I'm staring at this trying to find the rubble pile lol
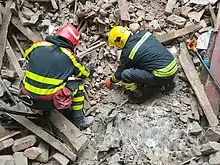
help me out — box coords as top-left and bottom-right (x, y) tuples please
(0, 0), (220, 164)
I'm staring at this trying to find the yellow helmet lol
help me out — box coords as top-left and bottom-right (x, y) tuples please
(108, 26), (131, 48)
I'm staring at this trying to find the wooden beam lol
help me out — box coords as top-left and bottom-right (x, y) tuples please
(157, 24), (203, 44)
(50, 110), (88, 155)
(0, 4), (41, 42)
(78, 42), (106, 58)
(118, 0), (130, 21)
(165, 0), (177, 16)
(11, 17), (41, 42)
(0, 102), (77, 161)
(0, 131), (20, 143)
(208, 4), (217, 28)
(215, 2), (220, 32)
(12, 34), (25, 56)
(179, 42), (218, 127)
(5, 40), (24, 80)
(0, 0), (13, 69)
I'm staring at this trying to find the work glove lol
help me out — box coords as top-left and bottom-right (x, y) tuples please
(105, 79), (112, 88)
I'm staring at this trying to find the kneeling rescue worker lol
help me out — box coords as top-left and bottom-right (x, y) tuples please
(19, 24), (94, 129)
(106, 26), (178, 102)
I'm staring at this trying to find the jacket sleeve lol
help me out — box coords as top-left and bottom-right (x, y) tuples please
(72, 57), (90, 78)
(110, 54), (128, 83)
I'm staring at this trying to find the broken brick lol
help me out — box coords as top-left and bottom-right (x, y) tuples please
(167, 14), (186, 28)
(13, 152), (28, 165)
(24, 147), (42, 160)
(12, 135), (37, 152)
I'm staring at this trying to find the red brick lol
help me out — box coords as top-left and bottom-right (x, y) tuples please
(24, 147), (42, 160)
(12, 135), (37, 152)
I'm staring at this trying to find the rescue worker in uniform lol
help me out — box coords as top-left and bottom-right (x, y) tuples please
(105, 26), (178, 102)
(19, 24), (94, 129)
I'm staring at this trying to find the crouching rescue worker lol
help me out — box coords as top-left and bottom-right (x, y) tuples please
(19, 24), (94, 129)
(105, 26), (178, 102)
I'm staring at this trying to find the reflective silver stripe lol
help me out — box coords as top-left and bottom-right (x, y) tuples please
(128, 32), (151, 60)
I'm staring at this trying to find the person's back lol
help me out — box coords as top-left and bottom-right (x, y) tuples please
(19, 24), (94, 129)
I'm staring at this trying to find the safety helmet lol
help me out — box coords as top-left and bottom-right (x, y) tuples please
(108, 26), (131, 48)
(56, 24), (80, 46)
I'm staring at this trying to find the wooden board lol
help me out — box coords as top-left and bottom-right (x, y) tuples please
(179, 42), (218, 127)
(0, 0), (12, 69)
(165, 0), (177, 16)
(0, 131), (20, 143)
(157, 24), (203, 44)
(0, 4), (41, 43)
(118, 0), (130, 21)
(5, 40), (24, 80)
(50, 110), (88, 155)
(0, 103), (77, 161)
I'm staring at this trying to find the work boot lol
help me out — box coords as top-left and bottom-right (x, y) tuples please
(78, 116), (94, 130)
(127, 88), (145, 104)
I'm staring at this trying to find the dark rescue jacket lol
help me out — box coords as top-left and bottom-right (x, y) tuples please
(111, 30), (177, 82)
(22, 36), (90, 97)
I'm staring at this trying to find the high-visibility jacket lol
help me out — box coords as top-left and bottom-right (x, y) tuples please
(111, 30), (177, 82)
(22, 40), (90, 97)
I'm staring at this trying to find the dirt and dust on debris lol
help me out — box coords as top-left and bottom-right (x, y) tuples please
(0, 0), (220, 164)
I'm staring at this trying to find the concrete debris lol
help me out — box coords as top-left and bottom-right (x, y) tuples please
(0, 0), (219, 164)
(209, 151), (220, 165)
(0, 155), (14, 165)
(149, 20), (161, 31)
(188, 121), (202, 135)
(13, 152), (28, 165)
(12, 135), (37, 152)
(167, 14), (187, 28)
(129, 23), (140, 32)
(24, 147), (42, 160)
(200, 142), (220, 156)
(0, 138), (14, 151)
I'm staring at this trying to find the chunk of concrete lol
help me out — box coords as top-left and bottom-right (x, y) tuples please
(167, 14), (186, 28)
(13, 152), (28, 165)
(201, 142), (220, 156)
(209, 151), (220, 165)
(12, 135), (37, 152)
(0, 138), (14, 151)
(24, 147), (42, 160)
(36, 142), (49, 163)
(188, 121), (202, 135)
(0, 155), (14, 165)
(149, 20), (161, 31)
(129, 23), (140, 32)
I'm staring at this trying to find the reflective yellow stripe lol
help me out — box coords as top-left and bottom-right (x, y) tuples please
(73, 96), (84, 102)
(123, 82), (137, 91)
(72, 104), (84, 111)
(78, 85), (84, 91)
(76, 71), (83, 78)
(129, 32), (151, 60)
(60, 48), (90, 77)
(111, 74), (120, 83)
(23, 78), (66, 95)
(24, 42), (53, 59)
(72, 89), (78, 96)
(153, 59), (178, 77)
(26, 70), (63, 85)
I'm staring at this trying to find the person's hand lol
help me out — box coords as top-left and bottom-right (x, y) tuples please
(105, 79), (112, 88)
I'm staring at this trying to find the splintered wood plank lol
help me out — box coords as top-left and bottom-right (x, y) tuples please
(11, 17), (41, 42)
(0, 0), (13, 68)
(5, 40), (24, 80)
(179, 42), (218, 127)
(50, 110), (88, 155)
(165, 0), (177, 16)
(1, 103), (77, 161)
(0, 4), (41, 42)
(118, 0), (130, 21)
(157, 24), (203, 44)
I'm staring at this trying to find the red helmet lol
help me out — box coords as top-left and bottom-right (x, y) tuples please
(56, 24), (80, 46)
